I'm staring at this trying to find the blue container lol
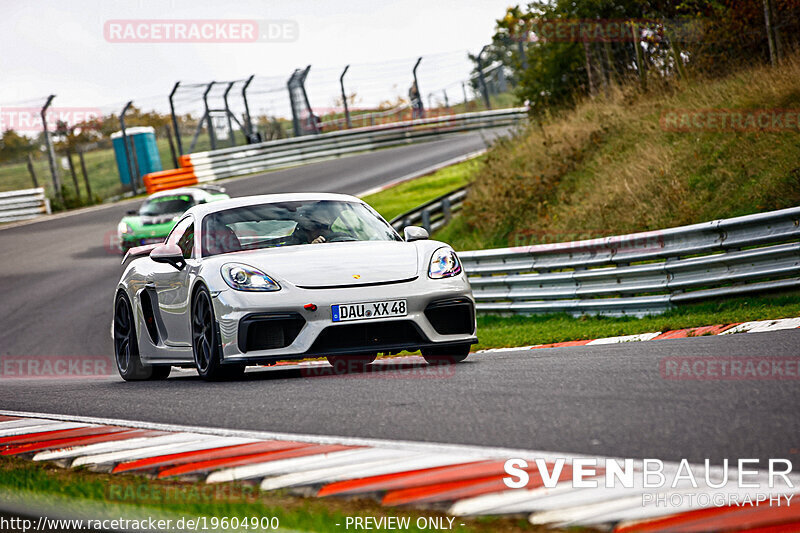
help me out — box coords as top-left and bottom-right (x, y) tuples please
(111, 126), (162, 186)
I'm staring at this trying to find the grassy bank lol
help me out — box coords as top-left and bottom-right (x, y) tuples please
(440, 55), (800, 251)
(362, 157), (482, 222)
(0, 456), (573, 533)
(474, 291), (800, 350)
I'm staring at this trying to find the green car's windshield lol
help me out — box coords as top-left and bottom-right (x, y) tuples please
(139, 195), (194, 216)
(202, 200), (401, 257)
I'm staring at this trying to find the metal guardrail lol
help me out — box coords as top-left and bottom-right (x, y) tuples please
(0, 188), (51, 223)
(454, 206), (800, 317)
(180, 108), (526, 183)
(390, 186), (468, 234)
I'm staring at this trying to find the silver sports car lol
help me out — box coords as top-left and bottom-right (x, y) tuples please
(113, 193), (477, 380)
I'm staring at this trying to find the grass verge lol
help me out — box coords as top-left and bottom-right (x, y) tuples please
(0, 456), (585, 533)
(474, 291), (800, 350)
(361, 157), (482, 222)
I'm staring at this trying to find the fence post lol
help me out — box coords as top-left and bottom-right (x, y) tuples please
(119, 101), (139, 195)
(477, 46), (492, 110)
(40, 95), (62, 201)
(241, 74), (255, 140)
(26, 154), (39, 188)
(78, 148), (93, 203)
(203, 82), (217, 150)
(164, 125), (178, 168)
(412, 57), (424, 119)
(169, 81), (184, 156)
(340, 65), (352, 129)
(631, 23), (646, 90)
(223, 81), (237, 147)
(66, 149), (81, 200)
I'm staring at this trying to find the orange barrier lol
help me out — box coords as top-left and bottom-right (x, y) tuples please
(142, 167), (197, 194)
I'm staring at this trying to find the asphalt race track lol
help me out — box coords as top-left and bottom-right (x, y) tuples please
(0, 129), (798, 470)
(0, 330), (798, 468)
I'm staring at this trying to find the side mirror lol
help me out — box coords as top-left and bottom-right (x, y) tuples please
(126, 209), (138, 215)
(404, 226), (429, 242)
(150, 243), (185, 270)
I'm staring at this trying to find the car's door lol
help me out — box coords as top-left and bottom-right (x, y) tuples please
(151, 216), (195, 347)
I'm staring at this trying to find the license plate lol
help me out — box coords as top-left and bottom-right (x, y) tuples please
(141, 238), (163, 245)
(331, 300), (407, 322)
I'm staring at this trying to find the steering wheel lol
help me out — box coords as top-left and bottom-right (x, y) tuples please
(325, 231), (358, 242)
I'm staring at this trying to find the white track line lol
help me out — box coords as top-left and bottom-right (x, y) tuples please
(0, 421), (88, 438)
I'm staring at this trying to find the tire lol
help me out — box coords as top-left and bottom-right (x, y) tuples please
(150, 365), (172, 380)
(191, 285), (245, 381)
(114, 292), (153, 381)
(326, 354), (377, 373)
(421, 344), (470, 365)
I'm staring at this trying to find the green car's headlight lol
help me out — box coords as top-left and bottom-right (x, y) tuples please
(117, 221), (133, 236)
(221, 263), (281, 292)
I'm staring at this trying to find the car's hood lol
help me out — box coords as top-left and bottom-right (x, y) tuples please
(220, 241), (419, 288)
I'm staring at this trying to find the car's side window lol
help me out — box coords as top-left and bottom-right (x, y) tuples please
(166, 217), (193, 250)
(177, 224), (195, 259)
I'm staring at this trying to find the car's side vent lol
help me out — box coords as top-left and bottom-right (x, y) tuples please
(238, 313), (306, 353)
(139, 288), (161, 344)
(424, 298), (476, 335)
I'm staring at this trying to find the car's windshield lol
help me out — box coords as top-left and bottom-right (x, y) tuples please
(201, 200), (401, 256)
(139, 195), (194, 216)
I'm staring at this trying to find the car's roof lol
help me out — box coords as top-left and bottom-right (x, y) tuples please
(183, 192), (365, 219)
(146, 187), (225, 201)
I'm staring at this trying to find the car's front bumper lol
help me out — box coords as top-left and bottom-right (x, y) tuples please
(211, 274), (476, 364)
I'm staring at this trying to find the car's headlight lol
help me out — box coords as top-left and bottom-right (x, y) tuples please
(117, 221), (132, 236)
(428, 247), (462, 279)
(221, 263), (281, 292)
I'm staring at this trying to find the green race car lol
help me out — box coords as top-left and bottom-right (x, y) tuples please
(117, 186), (229, 253)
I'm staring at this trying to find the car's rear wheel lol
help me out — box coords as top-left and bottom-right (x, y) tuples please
(191, 286), (245, 381)
(421, 344), (470, 365)
(327, 354), (377, 373)
(114, 292), (171, 381)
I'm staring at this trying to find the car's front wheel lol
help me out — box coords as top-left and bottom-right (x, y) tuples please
(114, 292), (171, 381)
(421, 344), (470, 365)
(191, 286), (245, 381)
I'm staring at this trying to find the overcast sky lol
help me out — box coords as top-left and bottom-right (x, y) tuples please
(1, 0), (512, 114)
